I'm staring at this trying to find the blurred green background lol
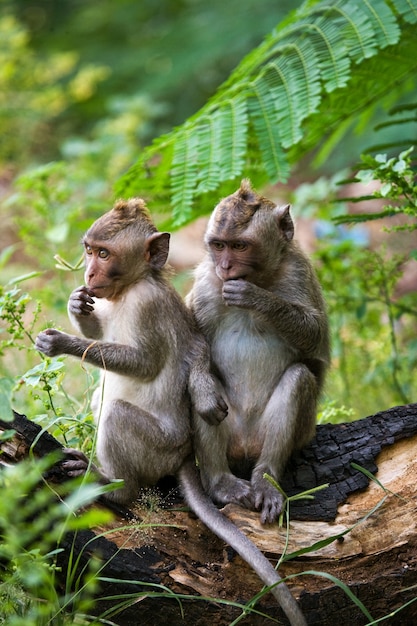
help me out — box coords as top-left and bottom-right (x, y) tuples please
(0, 0), (416, 436)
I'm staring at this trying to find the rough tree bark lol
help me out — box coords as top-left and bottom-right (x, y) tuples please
(1, 404), (417, 625)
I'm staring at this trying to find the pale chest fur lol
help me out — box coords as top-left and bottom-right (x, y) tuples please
(92, 288), (142, 344)
(211, 307), (296, 415)
(91, 283), (187, 421)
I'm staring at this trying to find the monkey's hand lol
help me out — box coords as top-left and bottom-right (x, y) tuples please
(222, 279), (260, 308)
(61, 448), (105, 482)
(195, 392), (228, 425)
(68, 285), (95, 317)
(35, 328), (74, 357)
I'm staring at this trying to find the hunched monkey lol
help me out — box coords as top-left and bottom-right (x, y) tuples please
(187, 180), (330, 525)
(35, 198), (307, 626)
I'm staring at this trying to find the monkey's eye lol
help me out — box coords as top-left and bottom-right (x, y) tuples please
(99, 249), (109, 259)
(85, 244), (93, 255)
(211, 241), (225, 251)
(232, 242), (248, 251)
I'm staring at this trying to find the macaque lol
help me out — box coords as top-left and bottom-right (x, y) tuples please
(187, 180), (330, 525)
(35, 198), (307, 626)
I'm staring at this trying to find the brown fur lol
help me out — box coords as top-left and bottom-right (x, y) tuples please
(35, 197), (307, 626)
(86, 198), (157, 241)
(188, 180), (330, 525)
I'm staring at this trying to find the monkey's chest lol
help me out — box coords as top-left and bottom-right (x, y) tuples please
(94, 297), (139, 344)
(211, 313), (294, 406)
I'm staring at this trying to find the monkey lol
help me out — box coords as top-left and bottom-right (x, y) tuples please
(35, 198), (307, 626)
(186, 179), (330, 526)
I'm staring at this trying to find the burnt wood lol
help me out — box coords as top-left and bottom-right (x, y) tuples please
(1, 404), (417, 625)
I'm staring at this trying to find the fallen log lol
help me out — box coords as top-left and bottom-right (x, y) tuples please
(1, 404), (417, 625)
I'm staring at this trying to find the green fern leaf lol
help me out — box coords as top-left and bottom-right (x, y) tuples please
(258, 44), (321, 148)
(359, 0), (401, 47)
(249, 82), (290, 181)
(115, 0), (417, 224)
(171, 129), (199, 224)
(297, 24), (417, 168)
(390, 0), (417, 23)
(216, 98), (249, 181)
(293, 7), (352, 91)
(195, 114), (222, 194)
(332, 2), (378, 61)
(256, 62), (303, 149)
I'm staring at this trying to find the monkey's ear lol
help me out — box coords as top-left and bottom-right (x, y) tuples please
(273, 205), (294, 241)
(145, 232), (170, 268)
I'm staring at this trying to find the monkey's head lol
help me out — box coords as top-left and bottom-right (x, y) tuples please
(83, 198), (170, 300)
(204, 180), (294, 286)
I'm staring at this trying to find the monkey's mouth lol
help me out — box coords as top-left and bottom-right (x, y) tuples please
(223, 275), (246, 282)
(87, 285), (109, 297)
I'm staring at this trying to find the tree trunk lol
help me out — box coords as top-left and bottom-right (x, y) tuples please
(1, 404), (417, 625)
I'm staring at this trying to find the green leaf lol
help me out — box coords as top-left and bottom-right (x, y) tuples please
(249, 83), (290, 181)
(114, 0), (417, 225)
(359, 0), (400, 47)
(380, 182), (393, 196)
(390, 0), (417, 23)
(0, 377), (14, 422)
(171, 129), (199, 225)
(22, 360), (65, 387)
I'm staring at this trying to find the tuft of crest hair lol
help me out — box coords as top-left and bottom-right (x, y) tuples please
(87, 197), (157, 241)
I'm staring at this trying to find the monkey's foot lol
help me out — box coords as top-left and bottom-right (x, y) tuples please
(210, 473), (254, 509)
(252, 475), (284, 525)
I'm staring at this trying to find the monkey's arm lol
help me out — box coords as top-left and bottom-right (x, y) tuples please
(222, 279), (324, 355)
(35, 328), (165, 380)
(68, 286), (103, 339)
(187, 331), (228, 425)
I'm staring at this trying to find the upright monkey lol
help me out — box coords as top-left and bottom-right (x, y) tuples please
(35, 198), (307, 626)
(187, 180), (330, 525)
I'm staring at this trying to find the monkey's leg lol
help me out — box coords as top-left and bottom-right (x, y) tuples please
(97, 400), (192, 504)
(193, 409), (254, 509)
(251, 363), (317, 524)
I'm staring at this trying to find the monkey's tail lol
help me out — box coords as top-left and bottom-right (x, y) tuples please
(178, 459), (307, 626)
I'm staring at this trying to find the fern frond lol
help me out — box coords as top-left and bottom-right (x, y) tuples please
(390, 0), (417, 23)
(333, 209), (399, 224)
(362, 0), (401, 46)
(260, 45), (321, 148)
(249, 81), (290, 181)
(194, 99), (249, 194)
(217, 98), (249, 181)
(171, 129), (199, 224)
(115, 0), (417, 225)
(292, 22), (417, 167)
(332, 2), (378, 61)
(294, 7), (352, 91)
(194, 115), (222, 194)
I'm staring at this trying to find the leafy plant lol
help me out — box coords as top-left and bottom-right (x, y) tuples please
(335, 145), (417, 231)
(115, 0), (417, 225)
(316, 242), (417, 412)
(0, 455), (112, 626)
(0, 282), (96, 449)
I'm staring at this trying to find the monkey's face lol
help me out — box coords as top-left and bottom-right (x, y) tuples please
(83, 241), (124, 299)
(82, 229), (170, 301)
(82, 235), (145, 300)
(205, 191), (294, 288)
(207, 238), (262, 283)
